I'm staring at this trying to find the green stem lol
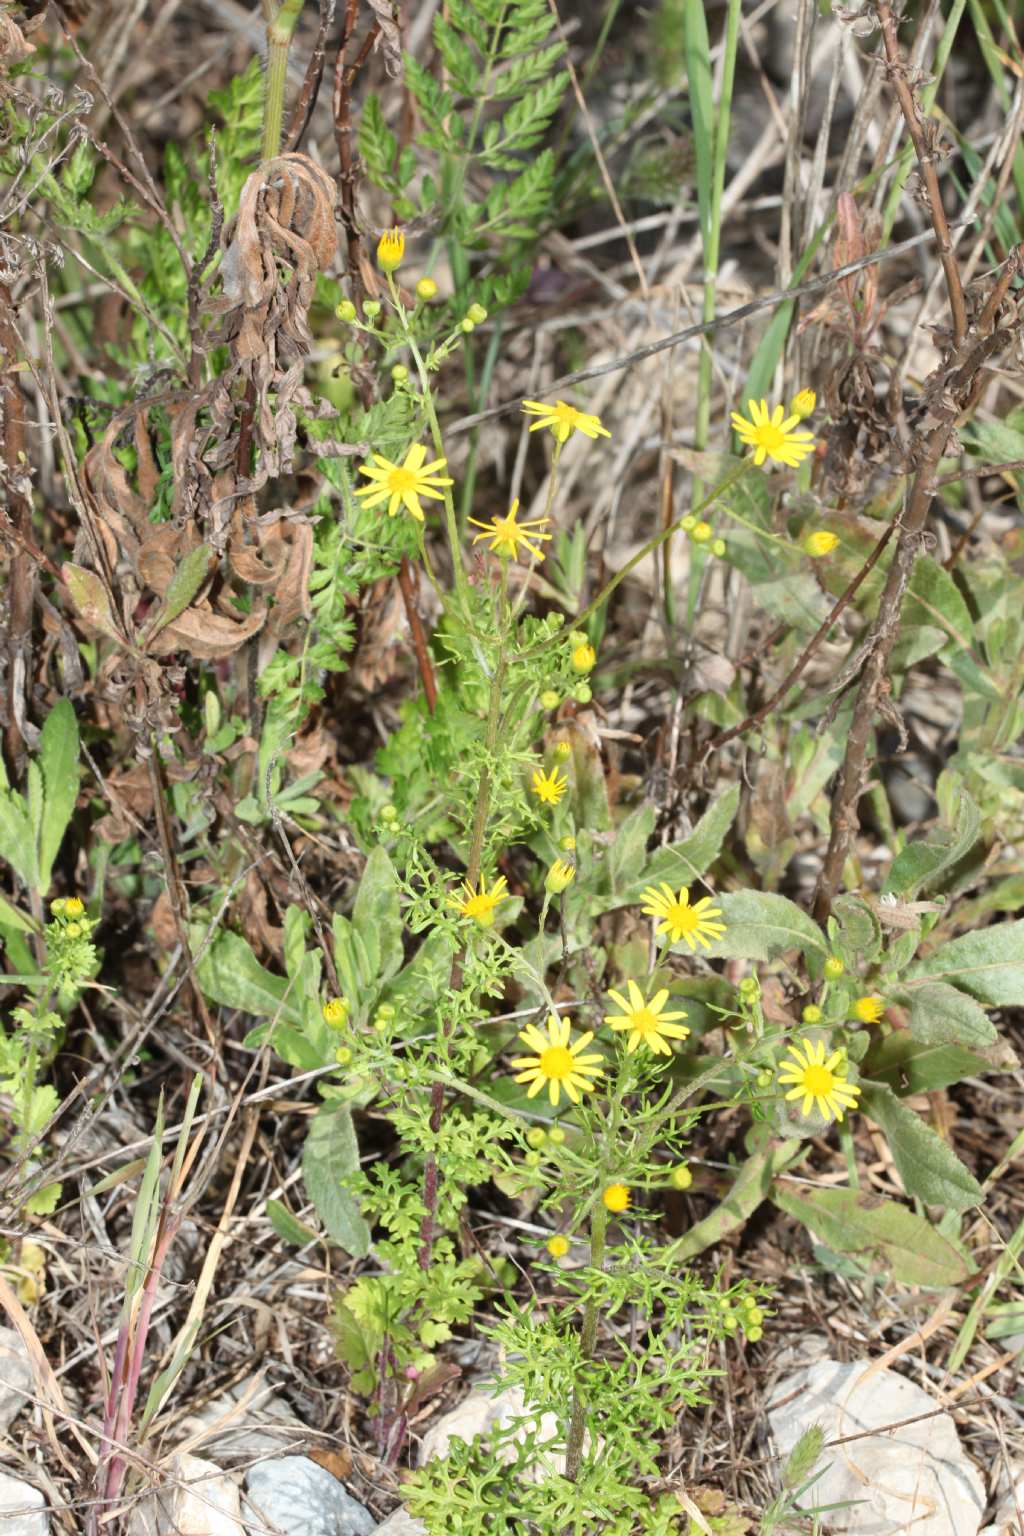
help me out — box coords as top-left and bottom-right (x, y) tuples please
(466, 655), (507, 887)
(564, 1196), (608, 1480)
(263, 0), (305, 161)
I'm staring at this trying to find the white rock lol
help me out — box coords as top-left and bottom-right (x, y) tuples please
(243, 1457), (375, 1536)
(0, 1471), (48, 1536)
(0, 1327), (34, 1432)
(417, 1384), (580, 1480)
(373, 1511), (426, 1535)
(126, 1453), (244, 1535)
(176, 1373), (307, 1461)
(768, 1357), (985, 1535)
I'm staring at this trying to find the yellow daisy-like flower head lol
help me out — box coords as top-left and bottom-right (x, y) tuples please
(522, 398), (611, 445)
(640, 883), (726, 951)
(531, 766), (569, 806)
(355, 443), (453, 522)
(604, 979), (690, 1057)
(63, 896), (85, 918)
(546, 1233), (570, 1259)
(509, 1013), (604, 1107)
(777, 1037), (862, 1123)
(468, 499), (552, 562)
(804, 530), (839, 558)
(322, 997), (348, 1027)
(602, 1183), (630, 1213)
(451, 874), (508, 928)
(376, 227), (405, 272)
(730, 398), (816, 469)
(790, 388), (817, 419)
(852, 995), (884, 1025)
(545, 858), (576, 894)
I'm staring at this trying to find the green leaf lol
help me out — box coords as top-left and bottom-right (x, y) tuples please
(266, 1198), (319, 1247)
(705, 890), (826, 961)
(196, 931), (305, 1026)
(903, 556), (975, 651)
(23, 1181), (62, 1216)
(0, 895), (34, 933)
(606, 804), (655, 896)
(383, 927), (458, 1014)
(302, 1103), (371, 1257)
(632, 785), (739, 896)
(901, 981), (996, 1048)
(905, 919), (1024, 1005)
(352, 846), (404, 984)
(63, 563), (125, 643)
(883, 789), (980, 898)
(772, 1185), (970, 1287)
(863, 1033), (993, 1095)
(860, 1083), (982, 1210)
(831, 895), (882, 966)
(37, 698), (80, 894)
(683, 0), (714, 246)
(0, 791), (37, 891)
(142, 545), (213, 641)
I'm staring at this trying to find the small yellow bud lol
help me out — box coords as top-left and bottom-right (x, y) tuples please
(461, 318), (475, 333)
(554, 741), (572, 759)
(363, 300), (381, 319)
(380, 804), (398, 822)
(467, 303), (488, 324)
(746, 1325), (764, 1343)
(804, 530), (839, 558)
(64, 921), (82, 938)
(680, 515), (697, 533)
(545, 858), (576, 894)
(323, 998), (348, 1027)
(571, 643), (596, 674)
(64, 896), (85, 917)
(334, 1046), (352, 1065)
(416, 276), (438, 301)
(336, 300), (357, 323)
(559, 835), (576, 852)
(823, 956), (844, 980)
(801, 1004), (822, 1025)
(546, 1233), (570, 1259)
(712, 538), (727, 558)
(50, 898), (66, 916)
(670, 1163), (693, 1190)
(391, 364), (408, 383)
(524, 1150), (541, 1167)
(540, 690), (560, 711)
(853, 995), (884, 1024)
(548, 1126), (566, 1145)
(377, 228), (405, 272)
(602, 1183), (630, 1213)
(526, 1126), (547, 1149)
(790, 388), (817, 419)
(690, 521), (713, 544)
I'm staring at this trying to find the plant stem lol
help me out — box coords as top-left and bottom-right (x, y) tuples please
(565, 1196), (608, 1480)
(263, 0), (305, 162)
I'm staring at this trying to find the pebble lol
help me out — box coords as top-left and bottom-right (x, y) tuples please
(0, 1327), (34, 1434)
(0, 1471), (48, 1536)
(372, 1511), (426, 1535)
(126, 1452), (244, 1535)
(244, 1456), (375, 1536)
(768, 1357), (985, 1535)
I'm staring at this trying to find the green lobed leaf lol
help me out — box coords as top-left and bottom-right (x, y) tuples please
(196, 931), (305, 1026)
(302, 1103), (371, 1257)
(901, 981), (996, 1048)
(860, 1083), (982, 1210)
(705, 890), (826, 961)
(905, 918), (1024, 1005)
(772, 1185), (970, 1287)
(37, 698), (80, 894)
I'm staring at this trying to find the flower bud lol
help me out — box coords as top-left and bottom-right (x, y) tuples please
(571, 643), (596, 674)
(823, 956), (844, 980)
(524, 1150), (541, 1168)
(680, 515), (697, 533)
(467, 303), (488, 324)
(554, 740), (572, 759)
(526, 1127), (547, 1149)
(416, 276), (438, 301)
(334, 1046), (352, 1065)
(391, 364), (408, 383)
(323, 997), (349, 1028)
(573, 683), (592, 704)
(545, 858), (576, 894)
(602, 1183), (630, 1213)
(546, 1233), (570, 1258)
(712, 538), (727, 558)
(376, 228), (405, 272)
(801, 1004), (822, 1025)
(336, 300), (357, 323)
(540, 690), (560, 710)
(690, 521), (713, 544)
(559, 835), (576, 852)
(790, 388), (816, 419)
(461, 318), (475, 333)
(548, 1126), (566, 1145)
(804, 530), (839, 558)
(670, 1163), (693, 1190)
(363, 300), (381, 319)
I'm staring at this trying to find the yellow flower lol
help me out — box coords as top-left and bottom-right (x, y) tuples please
(63, 896), (84, 918)
(377, 227), (405, 272)
(510, 1013), (604, 1106)
(640, 883), (726, 951)
(777, 1037), (862, 1123)
(416, 276), (438, 300)
(545, 858), (576, 894)
(790, 388), (817, 419)
(468, 499), (552, 561)
(804, 530), (839, 558)
(522, 398), (611, 445)
(669, 1163), (693, 1190)
(322, 998), (348, 1027)
(852, 995), (884, 1025)
(546, 1234), (570, 1259)
(604, 979), (690, 1056)
(602, 1183), (630, 1213)
(730, 398), (815, 469)
(451, 875), (508, 927)
(571, 642), (596, 674)
(356, 443), (453, 522)
(531, 766), (568, 806)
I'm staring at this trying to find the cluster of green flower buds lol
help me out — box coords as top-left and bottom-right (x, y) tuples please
(46, 896), (98, 992)
(721, 1292), (765, 1343)
(680, 516), (727, 558)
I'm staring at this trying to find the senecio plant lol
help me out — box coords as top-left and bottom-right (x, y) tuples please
(199, 231), (1005, 1534)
